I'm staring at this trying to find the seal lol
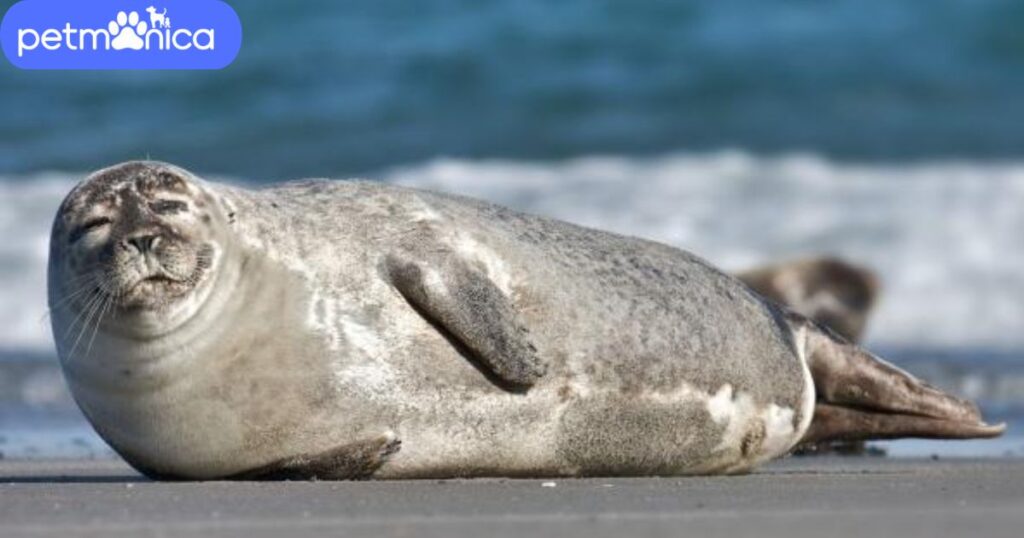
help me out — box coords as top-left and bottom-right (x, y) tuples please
(49, 161), (1004, 480)
(736, 257), (880, 343)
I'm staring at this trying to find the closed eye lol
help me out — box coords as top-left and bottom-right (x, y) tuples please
(150, 199), (188, 215)
(69, 217), (112, 244)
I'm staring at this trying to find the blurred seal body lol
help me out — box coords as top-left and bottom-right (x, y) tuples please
(737, 257), (880, 343)
(48, 162), (1003, 480)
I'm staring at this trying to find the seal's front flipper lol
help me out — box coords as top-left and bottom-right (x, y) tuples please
(230, 433), (402, 480)
(384, 254), (546, 389)
(791, 314), (1005, 444)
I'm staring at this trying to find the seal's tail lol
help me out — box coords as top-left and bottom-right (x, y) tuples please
(790, 315), (1006, 444)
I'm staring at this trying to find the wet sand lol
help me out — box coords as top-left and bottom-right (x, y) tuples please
(1, 457), (1022, 538)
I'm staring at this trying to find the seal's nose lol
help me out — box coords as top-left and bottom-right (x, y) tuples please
(126, 234), (159, 254)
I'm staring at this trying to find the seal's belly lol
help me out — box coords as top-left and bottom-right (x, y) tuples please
(555, 378), (813, 475)
(378, 357), (815, 478)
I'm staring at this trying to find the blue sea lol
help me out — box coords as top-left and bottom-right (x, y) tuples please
(1, 0), (1023, 459)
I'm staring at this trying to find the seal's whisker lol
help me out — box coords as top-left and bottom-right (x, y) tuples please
(56, 267), (113, 292)
(54, 267), (107, 293)
(66, 289), (107, 363)
(46, 269), (105, 301)
(84, 293), (114, 360)
(54, 268), (105, 291)
(41, 278), (101, 322)
(60, 288), (104, 344)
(63, 266), (108, 282)
(48, 280), (98, 308)
(58, 288), (101, 339)
(108, 286), (124, 321)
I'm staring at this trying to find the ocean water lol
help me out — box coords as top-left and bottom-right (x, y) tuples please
(2, 0), (1024, 177)
(1, 0), (1023, 459)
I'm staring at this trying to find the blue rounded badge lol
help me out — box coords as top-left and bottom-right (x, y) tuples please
(1, 0), (242, 69)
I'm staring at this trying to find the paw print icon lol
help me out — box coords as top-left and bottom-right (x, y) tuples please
(109, 11), (148, 51)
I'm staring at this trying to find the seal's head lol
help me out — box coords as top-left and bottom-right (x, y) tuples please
(49, 161), (232, 338)
(736, 257), (880, 342)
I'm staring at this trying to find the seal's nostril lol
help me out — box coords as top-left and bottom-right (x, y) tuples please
(126, 234), (159, 253)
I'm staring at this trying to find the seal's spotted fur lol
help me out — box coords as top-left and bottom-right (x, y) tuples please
(49, 161), (1003, 480)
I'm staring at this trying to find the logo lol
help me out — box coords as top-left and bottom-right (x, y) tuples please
(2, 0), (242, 69)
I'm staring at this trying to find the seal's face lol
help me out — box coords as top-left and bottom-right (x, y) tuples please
(50, 162), (227, 329)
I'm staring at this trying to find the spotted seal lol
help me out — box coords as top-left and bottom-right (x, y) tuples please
(737, 257), (880, 343)
(48, 161), (1003, 479)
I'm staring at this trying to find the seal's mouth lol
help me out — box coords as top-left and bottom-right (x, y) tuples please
(112, 243), (215, 310)
(124, 272), (202, 308)
(116, 272), (195, 309)
(129, 273), (186, 293)
(138, 274), (177, 286)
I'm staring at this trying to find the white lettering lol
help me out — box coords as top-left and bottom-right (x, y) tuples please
(40, 29), (61, 50)
(16, 18), (214, 54)
(78, 29), (110, 51)
(17, 28), (39, 57)
(172, 29), (191, 50)
(145, 29), (165, 50)
(193, 29), (214, 50)
(62, 23), (77, 51)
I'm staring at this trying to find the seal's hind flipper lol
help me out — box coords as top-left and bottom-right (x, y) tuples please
(384, 254), (546, 389)
(802, 403), (1005, 444)
(230, 433), (402, 481)
(790, 314), (1005, 443)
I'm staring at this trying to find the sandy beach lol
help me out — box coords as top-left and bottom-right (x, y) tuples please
(1, 457), (1021, 538)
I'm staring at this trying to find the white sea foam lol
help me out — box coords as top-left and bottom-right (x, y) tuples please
(0, 175), (80, 352)
(3, 151), (1024, 354)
